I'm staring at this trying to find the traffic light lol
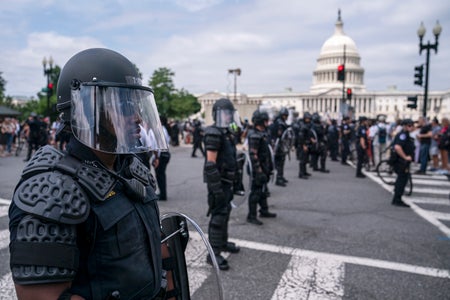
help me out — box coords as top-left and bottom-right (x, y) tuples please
(414, 65), (423, 86)
(346, 88), (352, 100)
(47, 82), (54, 96)
(337, 64), (345, 81)
(407, 96), (418, 109)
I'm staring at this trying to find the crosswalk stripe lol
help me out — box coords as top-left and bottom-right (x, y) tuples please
(230, 237), (450, 279)
(0, 273), (16, 300)
(272, 256), (344, 300)
(0, 230), (9, 250)
(408, 197), (450, 205)
(0, 206), (9, 218)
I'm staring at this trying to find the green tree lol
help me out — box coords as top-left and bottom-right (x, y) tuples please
(148, 67), (200, 119)
(0, 72), (7, 104)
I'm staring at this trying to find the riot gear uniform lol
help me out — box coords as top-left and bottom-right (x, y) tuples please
(356, 116), (369, 178)
(9, 48), (169, 300)
(340, 116), (352, 164)
(310, 113), (329, 173)
(295, 112), (313, 179)
(247, 110), (276, 225)
(272, 107), (290, 186)
(204, 98), (240, 270)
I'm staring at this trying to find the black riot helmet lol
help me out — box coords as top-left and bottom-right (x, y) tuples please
(303, 112), (312, 122)
(56, 48), (168, 154)
(279, 107), (289, 118)
(312, 112), (321, 123)
(212, 98), (240, 128)
(252, 110), (269, 127)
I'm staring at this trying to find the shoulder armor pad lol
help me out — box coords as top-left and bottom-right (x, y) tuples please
(204, 126), (223, 151)
(22, 145), (116, 201)
(22, 145), (66, 177)
(13, 171), (90, 224)
(204, 126), (222, 136)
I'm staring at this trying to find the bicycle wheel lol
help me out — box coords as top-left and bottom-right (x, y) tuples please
(404, 173), (413, 196)
(376, 160), (395, 185)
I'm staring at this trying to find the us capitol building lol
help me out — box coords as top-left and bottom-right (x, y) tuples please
(198, 11), (450, 125)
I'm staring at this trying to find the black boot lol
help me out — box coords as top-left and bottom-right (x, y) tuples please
(259, 211), (277, 218)
(222, 242), (240, 253)
(275, 178), (286, 186)
(247, 217), (263, 225)
(206, 253), (230, 270)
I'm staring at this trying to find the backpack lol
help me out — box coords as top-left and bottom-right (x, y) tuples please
(378, 125), (387, 144)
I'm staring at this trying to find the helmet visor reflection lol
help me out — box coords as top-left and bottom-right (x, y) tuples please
(215, 108), (241, 129)
(71, 83), (168, 154)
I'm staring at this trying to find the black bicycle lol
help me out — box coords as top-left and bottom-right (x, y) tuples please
(376, 159), (413, 196)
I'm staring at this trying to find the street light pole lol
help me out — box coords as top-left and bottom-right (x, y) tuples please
(228, 68), (241, 102)
(417, 21), (442, 118)
(42, 56), (54, 117)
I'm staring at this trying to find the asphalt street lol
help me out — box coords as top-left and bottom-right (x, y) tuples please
(0, 144), (449, 300)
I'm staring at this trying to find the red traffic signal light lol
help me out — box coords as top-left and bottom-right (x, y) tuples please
(337, 64), (345, 81)
(47, 82), (54, 96)
(346, 88), (352, 100)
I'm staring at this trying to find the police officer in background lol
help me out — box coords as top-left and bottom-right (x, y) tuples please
(391, 119), (415, 207)
(203, 98), (240, 270)
(295, 112), (314, 179)
(9, 48), (175, 299)
(247, 110), (276, 225)
(340, 116), (352, 165)
(272, 107), (290, 186)
(356, 116), (369, 178)
(310, 113), (329, 173)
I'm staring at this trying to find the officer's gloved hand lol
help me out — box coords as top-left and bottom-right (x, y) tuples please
(254, 172), (268, 186)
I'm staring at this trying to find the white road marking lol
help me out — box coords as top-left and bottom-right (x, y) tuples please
(272, 256), (344, 300)
(229, 237), (450, 279)
(0, 206), (9, 218)
(0, 273), (16, 300)
(0, 230), (9, 249)
(0, 199), (11, 206)
(364, 170), (450, 238)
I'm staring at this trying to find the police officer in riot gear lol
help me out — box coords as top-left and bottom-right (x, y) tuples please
(310, 113), (330, 173)
(203, 98), (240, 270)
(296, 112), (314, 179)
(9, 48), (173, 300)
(391, 119), (415, 207)
(356, 116), (369, 178)
(272, 107), (290, 186)
(340, 116), (352, 165)
(247, 110), (276, 225)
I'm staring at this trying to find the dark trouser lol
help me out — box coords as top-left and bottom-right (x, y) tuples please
(275, 153), (286, 179)
(342, 139), (350, 163)
(311, 147), (327, 170)
(192, 141), (205, 157)
(329, 141), (338, 160)
(208, 183), (233, 254)
(393, 164), (410, 202)
(297, 148), (308, 176)
(155, 152), (171, 199)
(26, 138), (40, 160)
(248, 181), (269, 218)
(356, 145), (366, 175)
(419, 143), (430, 172)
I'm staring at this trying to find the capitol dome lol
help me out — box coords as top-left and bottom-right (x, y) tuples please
(310, 10), (365, 93)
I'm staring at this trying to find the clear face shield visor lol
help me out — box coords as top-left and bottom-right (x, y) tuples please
(71, 81), (168, 154)
(215, 108), (241, 129)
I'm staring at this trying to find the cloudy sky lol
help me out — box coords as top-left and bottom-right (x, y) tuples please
(1, 0), (449, 98)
